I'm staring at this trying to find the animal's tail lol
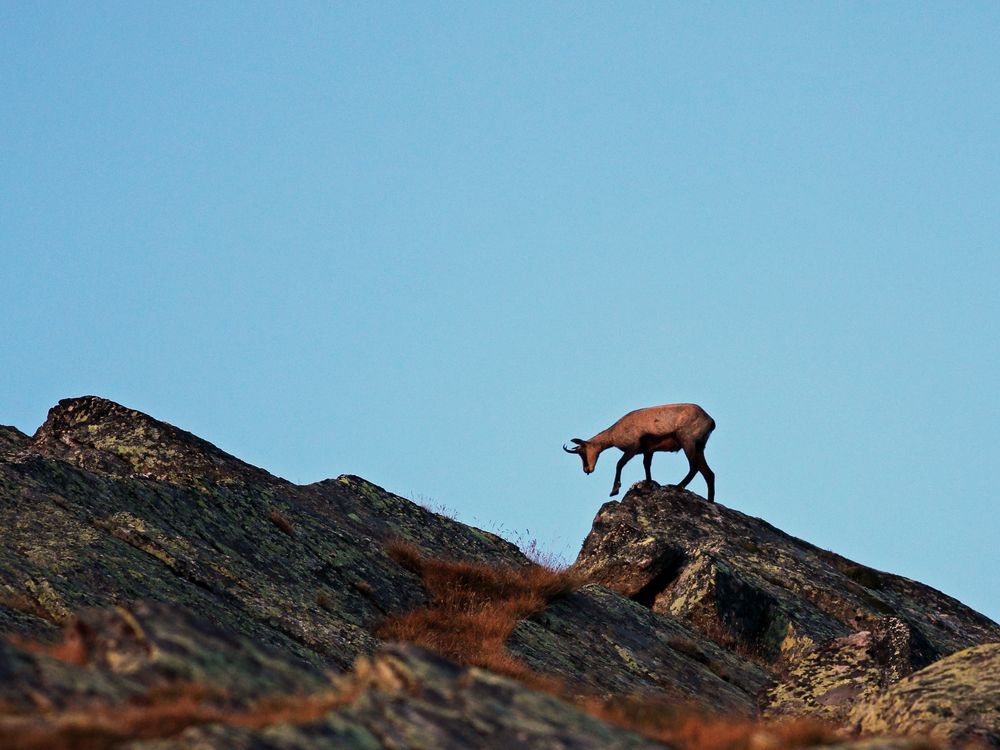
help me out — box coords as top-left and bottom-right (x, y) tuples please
(697, 417), (716, 452)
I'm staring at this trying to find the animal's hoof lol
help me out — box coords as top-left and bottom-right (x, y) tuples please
(609, 487), (620, 497)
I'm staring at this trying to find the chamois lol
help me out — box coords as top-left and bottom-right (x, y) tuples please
(563, 403), (716, 501)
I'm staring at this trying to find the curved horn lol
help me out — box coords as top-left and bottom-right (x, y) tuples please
(563, 443), (579, 454)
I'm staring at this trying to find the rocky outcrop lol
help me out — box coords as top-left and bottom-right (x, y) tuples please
(574, 482), (1000, 731)
(575, 483), (998, 665)
(2, 397), (998, 748)
(0, 601), (329, 712)
(0, 425), (29, 458)
(1, 396), (524, 671)
(850, 642), (1000, 748)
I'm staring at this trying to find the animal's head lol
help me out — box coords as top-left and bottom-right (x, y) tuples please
(563, 438), (599, 474)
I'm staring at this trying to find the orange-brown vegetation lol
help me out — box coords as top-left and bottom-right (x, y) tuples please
(8, 621), (88, 666)
(690, 614), (768, 667)
(585, 695), (841, 750)
(379, 541), (850, 750)
(378, 539), (583, 692)
(0, 681), (356, 750)
(0, 593), (62, 625)
(267, 508), (295, 536)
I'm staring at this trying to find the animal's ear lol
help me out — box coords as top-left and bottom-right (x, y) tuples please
(571, 438), (586, 446)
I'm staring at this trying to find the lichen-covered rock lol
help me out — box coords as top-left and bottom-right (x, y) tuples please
(122, 643), (664, 750)
(0, 601), (330, 712)
(576, 483), (1000, 669)
(3, 396), (998, 748)
(508, 584), (768, 716)
(12, 607), (657, 750)
(1, 396), (525, 670)
(850, 642), (1000, 748)
(29, 396), (284, 487)
(761, 617), (933, 723)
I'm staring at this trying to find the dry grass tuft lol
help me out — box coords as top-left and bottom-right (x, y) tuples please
(267, 508), (295, 536)
(585, 695), (841, 750)
(381, 540), (851, 750)
(380, 539), (583, 691)
(0, 682), (356, 750)
(692, 615), (769, 666)
(0, 593), (61, 625)
(8, 621), (89, 666)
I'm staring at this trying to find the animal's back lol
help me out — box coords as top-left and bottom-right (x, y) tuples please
(610, 403), (713, 444)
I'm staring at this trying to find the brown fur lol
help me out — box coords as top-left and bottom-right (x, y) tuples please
(564, 403), (716, 501)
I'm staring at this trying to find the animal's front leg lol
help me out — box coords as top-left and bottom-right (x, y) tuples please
(610, 451), (636, 496)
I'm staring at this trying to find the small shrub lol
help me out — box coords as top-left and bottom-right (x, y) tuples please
(410, 493), (459, 521)
(379, 539), (583, 690)
(352, 580), (373, 596)
(0, 681), (356, 750)
(584, 696), (842, 750)
(267, 509), (295, 537)
(692, 616), (768, 666)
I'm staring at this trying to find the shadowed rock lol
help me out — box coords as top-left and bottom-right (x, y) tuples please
(508, 584), (768, 716)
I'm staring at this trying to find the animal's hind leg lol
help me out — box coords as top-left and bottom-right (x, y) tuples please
(643, 452), (653, 482)
(699, 455), (716, 503)
(611, 450), (636, 497)
(675, 447), (699, 490)
(676, 463), (698, 489)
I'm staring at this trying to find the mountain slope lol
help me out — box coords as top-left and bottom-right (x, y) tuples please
(1, 396), (997, 748)
(1, 396), (524, 670)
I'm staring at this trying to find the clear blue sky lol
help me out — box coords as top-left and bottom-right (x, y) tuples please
(3, 3), (998, 622)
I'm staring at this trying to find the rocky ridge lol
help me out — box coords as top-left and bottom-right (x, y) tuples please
(1, 396), (997, 748)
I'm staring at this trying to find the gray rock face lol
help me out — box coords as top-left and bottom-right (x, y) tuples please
(0, 601), (330, 712)
(0, 605), (660, 750)
(129, 643), (664, 750)
(508, 584), (768, 715)
(575, 483), (999, 667)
